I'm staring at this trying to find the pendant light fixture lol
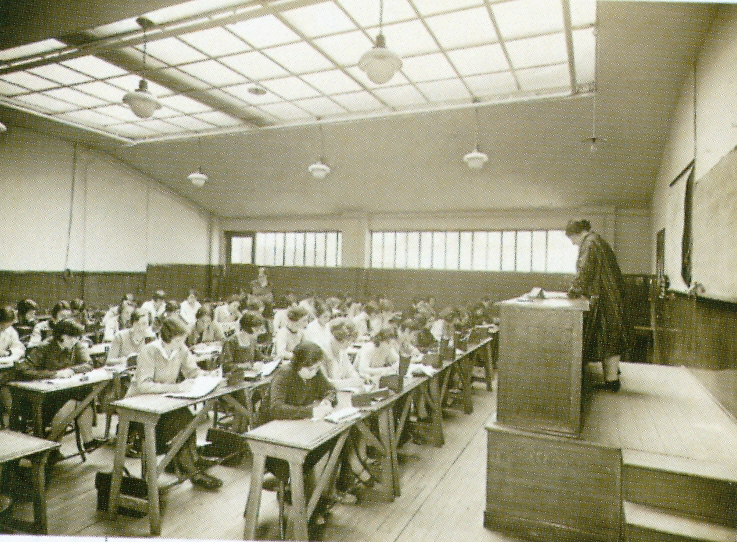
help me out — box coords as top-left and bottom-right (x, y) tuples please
(123, 17), (162, 119)
(463, 99), (488, 169)
(358, 0), (402, 85)
(308, 119), (331, 179)
(582, 27), (603, 152)
(188, 138), (208, 187)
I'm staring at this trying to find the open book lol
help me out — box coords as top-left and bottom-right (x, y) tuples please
(324, 407), (362, 424)
(166, 374), (222, 399)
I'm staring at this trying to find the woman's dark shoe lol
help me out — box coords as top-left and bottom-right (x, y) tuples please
(191, 472), (223, 490)
(595, 379), (621, 392)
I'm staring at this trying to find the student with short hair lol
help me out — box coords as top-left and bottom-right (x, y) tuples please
(179, 289), (201, 326)
(0, 306), (24, 423)
(356, 327), (399, 381)
(126, 317), (222, 490)
(15, 299), (38, 343)
(185, 305), (225, 347)
(304, 302), (332, 350)
(106, 309), (154, 366)
(28, 301), (73, 347)
(214, 294), (242, 335)
(320, 318), (363, 389)
(103, 300), (136, 342)
(274, 305), (309, 360)
(140, 290), (167, 324)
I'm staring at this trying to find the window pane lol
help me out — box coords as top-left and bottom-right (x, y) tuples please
(383, 232), (396, 269)
(230, 237), (242, 263)
(407, 232), (420, 269)
(487, 231), (501, 271)
(459, 231), (473, 270)
(263, 233), (277, 266)
(547, 230), (577, 273)
(304, 232), (316, 266)
(242, 236), (253, 264)
(446, 231), (460, 270)
(395, 232), (408, 269)
(284, 233), (296, 266)
(501, 231), (516, 271)
(432, 232), (446, 270)
(254, 233), (266, 265)
(315, 232), (326, 266)
(294, 232), (305, 265)
(274, 232), (285, 266)
(472, 231), (487, 270)
(531, 230), (547, 272)
(516, 230), (532, 272)
(337, 233), (342, 266)
(420, 232), (433, 269)
(372, 232), (383, 268)
(326, 232), (338, 266)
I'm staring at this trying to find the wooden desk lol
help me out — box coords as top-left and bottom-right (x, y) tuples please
(0, 430), (59, 534)
(497, 295), (589, 437)
(8, 369), (113, 442)
(108, 381), (257, 536)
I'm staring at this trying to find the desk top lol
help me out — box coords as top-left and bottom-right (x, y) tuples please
(88, 342), (111, 357)
(499, 295), (589, 312)
(9, 367), (114, 393)
(245, 418), (350, 451)
(0, 430), (59, 463)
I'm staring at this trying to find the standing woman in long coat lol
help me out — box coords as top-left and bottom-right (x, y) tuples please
(566, 219), (628, 391)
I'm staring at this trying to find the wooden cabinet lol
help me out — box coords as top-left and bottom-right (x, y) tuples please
(496, 295), (589, 437)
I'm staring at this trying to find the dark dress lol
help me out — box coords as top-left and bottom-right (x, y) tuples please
(569, 231), (629, 362)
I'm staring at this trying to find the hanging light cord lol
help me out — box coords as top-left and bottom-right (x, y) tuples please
(474, 106), (481, 148)
(319, 121), (326, 161)
(379, 0), (385, 32)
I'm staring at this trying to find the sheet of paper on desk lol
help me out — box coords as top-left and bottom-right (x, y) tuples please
(410, 364), (438, 377)
(84, 367), (112, 382)
(192, 343), (222, 356)
(261, 360), (280, 377)
(166, 375), (222, 399)
(323, 407), (361, 424)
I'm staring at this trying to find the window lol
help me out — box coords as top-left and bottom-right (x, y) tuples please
(370, 230), (577, 273)
(227, 231), (342, 267)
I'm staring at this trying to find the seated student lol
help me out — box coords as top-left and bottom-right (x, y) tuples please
(71, 298), (92, 329)
(298, 294), (318, 321)
(102, 294), (136, 327)
(126, 317), (222, 490)
(347, 301), (369, 338)
(106, 309), (154, 366)
(103, 300), (136, 342)
(304, 302), (332, 350)
(179, 289), (201, 326)
(214, 295), (241, 335)
(272, 292), (298, 332)
(16, 319), (101, 451)
(414, 314), (438, 352)
(185, 305), (225, 348)
(320, 318), (364, 389)
(274, 306), (309, 360)
(140, 290), (167, 325)
(28, 301), (73, 348)
(364, 301), (382, 336)
(324, 296), (343, 317)
(356, 327), (400, 383)
(397, 319), (423, 359)
(15, 299), (38, 343)
(0, 306), (25, 423)
(431, 307), (456, 343)
(153, 300), (180, 334)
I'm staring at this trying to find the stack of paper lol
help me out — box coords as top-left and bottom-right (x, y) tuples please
(324, 407), (362, 424)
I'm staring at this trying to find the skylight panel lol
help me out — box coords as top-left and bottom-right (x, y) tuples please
(135, 119), (186, 133)
(372, 84), (427, 107)
(159, 94), (213, 114)
(380, 20), (438, 57)
(140, 37), (207, 65)
(330, 91), (385, 112)
(492, 0), (565, 40)
(193, 111), (243, 126)
(572, 28), (595, 85)
(400, 53), (457, 83)
(144, 0), (244, 25)
(223, 83), (279, 104)
(44, 87), (107, 108)
(0, 39), (66, 62)
(292, 96), (347, 116)
(28, 64), (91, 85)
(301, 70), (363, 95)
(84, 18), (139, 39)
(416, 78), (470, 102)
(179, 27), (251, 57)
(282, 3), (357, 38)
(262, 76), (321, 100)
(412, 0), (484, 17)
(263, 42), (335, 75)
(108, 123), (158, 138)
(258, 101), (312, 120)
(227, 15), (301, 48)
(220, 51), (289, 80)
(313, 31), (374, 67)
(425, 7), (497, 50)
(516, 64), (570, 91)
(178, 60), (247, 86)
(13, 93), (78, 113)
(0, 80), (28, 96)
(93, 104), (142, 122)
(61, 56), (128, 79)
(505, 33), (568, 69)
(0, 72), (59, 91)
(569, 0), (596, 28)
(73, 81), (127, 102)
(447, 44), (509, 76)
(58, 109), (119, 126)
(338, 0), (416, 28)
(463, 72), (517, 96)
(164, 116), (215, 130)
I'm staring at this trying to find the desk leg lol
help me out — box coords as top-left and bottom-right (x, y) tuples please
(108, 415), (129, 520)
(426, 380), (445, 447)
(378, 409), (400, 498)
(30, 451), (50, 534)
(461, 356), (473, 414)
(143, 422), (161, 536)
(483, 342), (493, 391)
(243, 452), (266, 539)
(32, 396), (44, 438)
(289, 460), (309, 541)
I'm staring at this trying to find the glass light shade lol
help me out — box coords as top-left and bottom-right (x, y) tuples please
(308, 160), (331, 179)
(123, 79), (161, 118)
(463, 147), (488, 169)
(188, 168), (208, 187)
(358, 34), (402, 85)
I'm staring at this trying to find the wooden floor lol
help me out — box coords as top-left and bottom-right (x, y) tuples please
(3, 378), (519, 541)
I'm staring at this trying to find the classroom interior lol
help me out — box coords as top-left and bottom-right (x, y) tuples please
(1, 1), (737, 541)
